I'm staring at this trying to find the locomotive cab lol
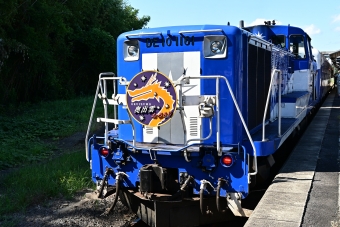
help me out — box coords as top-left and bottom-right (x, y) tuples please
(246, 24), (333, 106)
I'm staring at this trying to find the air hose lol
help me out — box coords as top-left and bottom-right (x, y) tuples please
(171, 175), (194, 200)
(97, 168), (113, 199)
(101, 172), (128, 216)
(200, 179), (214, 215)
(216, 178), (227, 213)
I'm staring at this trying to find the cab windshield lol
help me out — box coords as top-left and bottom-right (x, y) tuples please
(289, 35), (306, 59)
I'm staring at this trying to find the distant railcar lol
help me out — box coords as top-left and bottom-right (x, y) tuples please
(85, 21), (333, 227)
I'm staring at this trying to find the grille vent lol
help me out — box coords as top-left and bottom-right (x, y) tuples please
(247, 44), (271, 130)
(189, 117), (198, 136)
(146, 127), (153, 135)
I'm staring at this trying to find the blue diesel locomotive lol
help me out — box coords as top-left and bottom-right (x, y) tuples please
(85, 21), (333, 226)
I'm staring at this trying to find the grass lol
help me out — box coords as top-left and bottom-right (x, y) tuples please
(0, 96), (110, 219)
(0, 96), (104, 170)
(0, 150), (92, 216)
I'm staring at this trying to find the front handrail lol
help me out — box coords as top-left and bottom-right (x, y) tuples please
(115, 138), (202, 153)
(262, 69), (282, 141)
(179, 75), (258, 176)
(186, 117), (213, 145)
(86, 73), (258, 176)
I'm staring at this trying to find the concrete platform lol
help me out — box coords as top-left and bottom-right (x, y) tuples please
(244, 88), (339, 227)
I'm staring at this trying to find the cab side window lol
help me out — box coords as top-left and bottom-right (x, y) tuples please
(271, 35), (286, 48)
(289, 35), (306, 59)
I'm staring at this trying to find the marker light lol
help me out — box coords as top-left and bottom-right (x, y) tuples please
(99, 147), (110, 157)
(221, 154), (234, 167)
(210, 41), (223, 54)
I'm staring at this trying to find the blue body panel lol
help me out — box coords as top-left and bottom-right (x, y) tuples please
(91, 141), (248, 197)
(109, 25), (250, 197)
(88, 23), (332, 203)
(117, 25), (245, 145)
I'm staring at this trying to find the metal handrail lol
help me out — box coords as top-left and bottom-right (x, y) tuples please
(179, 75), (258, 176)
(125, 32), (162, 38)
(250, 35), (295, 57)
(186, 117), (213, 145)
(125, 29), (222, 39)
(250, 35), (273, 47)
(85, 73), (130, 161)
(86, 73), (258, 176)
(272, 45), (295, 57)
(262, 69), (282, 141)
(178, 29), (223, 34)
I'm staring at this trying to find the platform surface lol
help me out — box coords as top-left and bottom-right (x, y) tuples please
(244, 88), (340, 227)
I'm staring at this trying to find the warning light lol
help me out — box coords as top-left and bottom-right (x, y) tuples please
(221, 155), (234, 167)
(99, 147), (110, 157)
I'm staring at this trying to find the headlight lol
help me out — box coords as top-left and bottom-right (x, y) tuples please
(127, 45), (138, 57)
(210, 41), (223, 54)
(124, 40), (139, 61)
(203, 35), (227, 59)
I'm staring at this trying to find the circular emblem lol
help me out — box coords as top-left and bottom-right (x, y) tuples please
(126, 71), (177, 127)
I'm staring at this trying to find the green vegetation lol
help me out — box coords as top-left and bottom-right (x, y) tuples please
(0, 0), (148, 222)
(0, 96), (106, 219)
(0, 0), (150, 105)
(0, 96), (101, 170)
(0, 151), (92, 216)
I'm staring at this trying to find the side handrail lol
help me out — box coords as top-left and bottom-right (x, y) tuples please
(179, 75), (258, 176)
(262, 69), (282, 141)
(250, 35), (273, 48)
(85, 72), (128, 162)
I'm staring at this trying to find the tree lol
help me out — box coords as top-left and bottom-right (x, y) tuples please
(0, 0), (150, 105)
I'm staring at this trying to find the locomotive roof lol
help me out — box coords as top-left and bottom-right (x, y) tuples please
(245, 24), (312, 41)
(119, 24), (247, 39)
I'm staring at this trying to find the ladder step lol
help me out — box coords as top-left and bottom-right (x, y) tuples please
(105, 96), (127, 106)
(97, 118), (131, 124)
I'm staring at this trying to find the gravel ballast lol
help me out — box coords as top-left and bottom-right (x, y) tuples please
(5, 189), (139, 227)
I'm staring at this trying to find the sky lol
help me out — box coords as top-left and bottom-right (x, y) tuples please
(126, 0), (340, 52)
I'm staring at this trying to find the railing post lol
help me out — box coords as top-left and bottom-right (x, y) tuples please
(216, 78), (221, 155)
(103, 79), (108, 147)
(262, 69), (281, 141)
(278, 71), (282, 137)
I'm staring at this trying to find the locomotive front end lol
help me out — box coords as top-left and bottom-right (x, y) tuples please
(86, 25), (255, 226)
